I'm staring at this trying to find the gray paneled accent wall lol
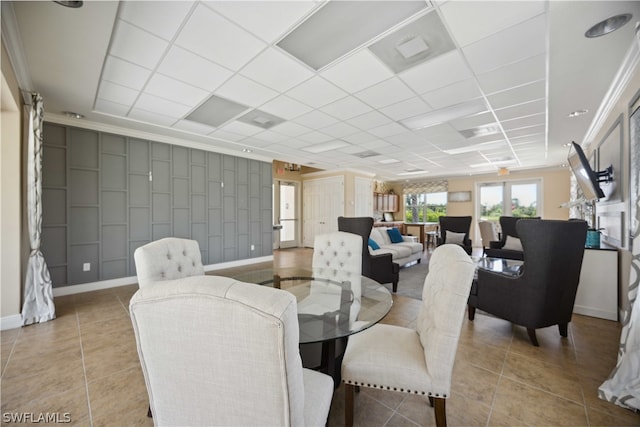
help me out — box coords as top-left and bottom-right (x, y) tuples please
(41, 123), (273, 287)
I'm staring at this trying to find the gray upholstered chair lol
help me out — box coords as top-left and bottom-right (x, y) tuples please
(337, 216), (400, 292)
(129, 276), (334, 426)
(485, 216), (539, 260)
(133, 237), (203, 288)
(469, 219), (587, 346)
(437, 216), (473, 255)
(341, 245), (476, 427)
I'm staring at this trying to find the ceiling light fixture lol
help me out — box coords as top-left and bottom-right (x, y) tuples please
(63, 111), (84, 119)
(395, 36), (429, 59)
(498, 167), (510, 176)
(400, 99), (487, 130)
(585, 14), (632, 38)
(242, 148), (252, 153)
(53, 1), (83, 8)
(397, 169), (428, 176)
(568, 109), (588, 118)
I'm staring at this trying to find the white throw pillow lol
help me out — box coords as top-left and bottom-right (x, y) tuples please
(503, 236), (523, 251)
(446, 231), (465, 245)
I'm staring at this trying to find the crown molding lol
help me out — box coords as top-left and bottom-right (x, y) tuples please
(1, 2), (33, 104)
(582, 30), (640, 147)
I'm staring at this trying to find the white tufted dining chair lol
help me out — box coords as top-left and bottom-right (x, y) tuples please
(129, 276), (334, 426)
(341, 244), (476, 427)
(133, 238), (204, 288)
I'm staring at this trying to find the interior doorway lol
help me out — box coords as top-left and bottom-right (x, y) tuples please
(274, 180), (300, 249)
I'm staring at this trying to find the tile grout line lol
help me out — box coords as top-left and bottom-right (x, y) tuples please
(484, 325), (515, 427)
(0, 329), (21, 379)
(76, 307), (94, 427)
(570, 323), (592, 427)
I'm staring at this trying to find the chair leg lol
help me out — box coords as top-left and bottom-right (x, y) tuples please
(428, 396), (434, 407)
(392, 280), (398, 293)
(468, 304), (476, 321)
(147, 405), (152, 418)
(558, 323), (568, 337)
(527, 328), (539, 346)
(433, 397), (447, 427)
(345, 383), (355, 427)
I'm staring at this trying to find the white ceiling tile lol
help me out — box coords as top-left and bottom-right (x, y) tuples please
(341, 131), (378, 144)
(216, 75), (278, 108)
(298, 131), (333, 144)
(294, 110), (340, 129)
(320, 122), (360, 138)
(487, 81), (546, 109)
(505, 124), (545, 139)
(286, 76), (348, 109)
(97, 81), (139, 106)
(501, 113), (545, 131)
(251, 130), (290, 143)
(320, 96), (373, 120)
(260, 95), (313, 120)
(450, 111), (495, 131)
(175, 3), (266, 71)
(421, 79), (483, 110)
(128, 108), (177, 126)
(119, 1), (194, 41)
(210, 129), (247, 142)
(379, 97), (431, 121)
(321, 49), (394, 93)
(347, 110), (393, 130)
(134, 93), (192, 118)
(220, 121), (263, 136)
(240, 48), (314, 93)
(462, 15), (547, 74)
(399, 50), (472, 94)
(355, 77), (415, 109)
(440, 0), (546, 47)
(204, 1), (317, 43)
(495, 99), (546, 122)
(110, 20), (169, 70)
(145, 74), (208, 108)
(270, 121), (312, 137)
(102, 56), (151, 91)
(94, 98), (130, 117)
(172, 119), (217, 135)
(477, 54), (546, 95)
(158, 46), (233, 92)
(368, 122), (407, 138)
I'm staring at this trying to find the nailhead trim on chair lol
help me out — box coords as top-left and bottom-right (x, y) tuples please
(343, 380), (446, 397)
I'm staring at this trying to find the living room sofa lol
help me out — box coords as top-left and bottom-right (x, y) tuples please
(368, 226), (423, 267)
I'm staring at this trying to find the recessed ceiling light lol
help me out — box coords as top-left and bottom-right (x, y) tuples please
(379, 158), (400, 164)
(54, 1), (83, 8)
(63, 111), (84, 119)
(242, 148), (252, 153)
(397, 169), (428, 176)
(585, 14), (632, 38)
(568, 109), (588, 118)
(237, 109), (285, 130)
(354, 150), (380, 158)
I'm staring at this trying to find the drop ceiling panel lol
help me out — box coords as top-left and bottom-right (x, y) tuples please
(119, 1), (194, 41)
(172, 119), (217, 135)
(319, 96), (373, 120)
(298, 131), (333, 144)
(286, 76), (348, 108)
(380, 97), (432, 121)
(97, 81), (138, 106)
(355, 77), (415, 109)
(321, 49), (394, 93)
(462, 14), (547, 74)
(487, 81), (546, 109)
(347, 110), (393, 130)
(293, 110), (340, 129)
(501, 113), (545, 131)
(342, 131), (378, 144)
(369, 122), (408, 138)
(205, 0), (318, 43)
(94, 99), (130, 117)
(158, 46), (234, 92)
(421, 78), (483, 110)
(109, 21), (169, 69)
(175, 3), (266, 71)
(271, 121), (313, 137)
(260, 95), (313, 120)
(495, 99), (546, 121)
(440, 0), (546, 47)
(128, 108), (177, 126)
(320, 122), (361, 138)
(216, 75), (278, 107)
(399, 50), (472, 94)
(144, 74), (209, 107)
(240, 48), (314, 92)
(477, 54), (546, 95)
(134, 93), (192, 118)
(220, 121), (263, 137)
(102, 56), (151, 91)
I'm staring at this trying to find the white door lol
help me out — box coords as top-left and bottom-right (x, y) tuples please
(355, 177), (373, 216)
(302, 176), (344, 247)
(274, 181), (300, 249)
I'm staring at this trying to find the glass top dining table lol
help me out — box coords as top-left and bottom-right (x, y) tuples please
(231, 267), (393, 345)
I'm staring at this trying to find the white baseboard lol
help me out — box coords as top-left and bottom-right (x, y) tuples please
(1, 314), (22, 331)
(52, 255), (274, 297)
(574, 305), (618, 321)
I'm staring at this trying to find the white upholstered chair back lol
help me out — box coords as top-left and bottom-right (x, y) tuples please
(416, 244), (476, 396)
(129, 275), (332, 426)
(133, 238), (204, 288)
(478, 221), (498, 250)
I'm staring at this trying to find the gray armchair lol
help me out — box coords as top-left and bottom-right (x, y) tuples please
(468, 219), (587, 346)
(437, 216), (472, 255)
(485, 216), (539, 260)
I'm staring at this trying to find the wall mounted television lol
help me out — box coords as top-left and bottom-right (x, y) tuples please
(568, 141), (605, 201)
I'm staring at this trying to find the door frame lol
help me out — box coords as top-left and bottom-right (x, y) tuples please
(273, 179), (301, 249)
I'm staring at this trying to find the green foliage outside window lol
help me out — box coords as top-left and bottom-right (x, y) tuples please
(404, 192), (447, 223)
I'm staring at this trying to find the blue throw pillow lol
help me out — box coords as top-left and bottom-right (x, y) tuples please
(368, 238), (380, 250)
(387, 228), (403, 243)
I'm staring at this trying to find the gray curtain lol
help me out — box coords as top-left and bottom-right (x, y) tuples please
(21, 92), (55, 326)
(598, 103), (640, 412)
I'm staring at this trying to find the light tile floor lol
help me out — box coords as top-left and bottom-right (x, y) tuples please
(1, 248), (638, 426)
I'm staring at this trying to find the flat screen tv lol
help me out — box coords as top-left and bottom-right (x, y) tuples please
(568, 142), (605, 201)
